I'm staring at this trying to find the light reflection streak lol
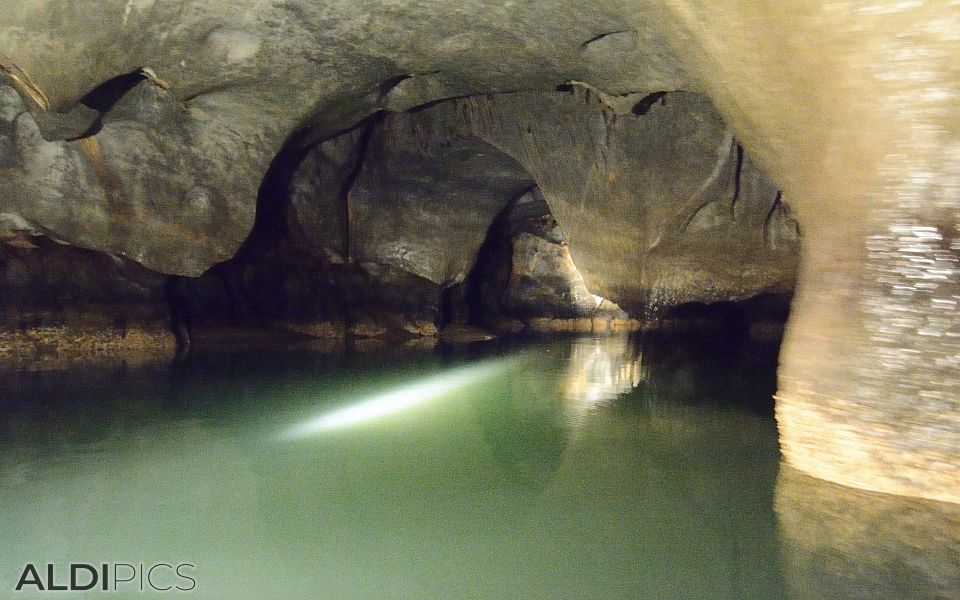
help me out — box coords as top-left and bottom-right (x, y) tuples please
(281, 357), (522, 438)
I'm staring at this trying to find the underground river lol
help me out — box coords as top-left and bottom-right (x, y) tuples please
(0, 331), (956, 599)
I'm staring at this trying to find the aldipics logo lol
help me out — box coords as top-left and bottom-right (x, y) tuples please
(13, 563), (196, 593)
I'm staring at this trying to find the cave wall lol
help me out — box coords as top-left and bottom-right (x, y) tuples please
(145, 89), (794, 341)
(0, 2), (798, 324)
(0, 234), (175, 367)
(303, 112), (536, 287)
(0, 77), (266, 276)
(279, 90), (798, 318)
(432, 89), (799, 312)
(0, 0), (690, 277)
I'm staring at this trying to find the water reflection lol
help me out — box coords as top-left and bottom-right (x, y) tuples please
(467, 335), (645, 490)
(0, 334), (952, 598)
(776, 464), (960, 600)
(465, 359), (570, 492)
(562, 336), (645, 409)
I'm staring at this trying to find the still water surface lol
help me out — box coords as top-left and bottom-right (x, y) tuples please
(0, 333), (956, 599)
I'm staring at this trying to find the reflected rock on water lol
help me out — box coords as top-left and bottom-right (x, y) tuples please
(562, 335), (645, 410)
(540, 333), (786, 599)
(465, 357), (571, 492)
(776, 464), (960, 600)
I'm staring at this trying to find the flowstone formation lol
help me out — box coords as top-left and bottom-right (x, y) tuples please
(0, 0), (957, 503)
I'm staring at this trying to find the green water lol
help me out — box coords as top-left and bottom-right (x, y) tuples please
(0, 333), (954, 599)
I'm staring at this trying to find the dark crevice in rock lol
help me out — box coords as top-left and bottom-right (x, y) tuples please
(631, 91), (668, 115)
(580, 30), (635, 48)
(79, 70), (147, 113)
(450, 185), (538, 328)
(232, 128), (318, 263)
(763, 191), (801, 247)
(730, 142), (744, 216)
(377, 71), (470, 115)
(82, 68), (178, 130)
(165, 276), (192, 355)
(405, 96), (458, 115)
(450, 185), (630, 332)
(679, 201), (710, 234)
(678, 135), (739, 235)
(438, 282), (468, 328)
(763, 191), (784, 241)
(0, 57), (151, 141)
(3, 91), (99, 142)
(338, 113), (383, 263)
(378, 74), (414, 100)
(181, 81), (252, 104)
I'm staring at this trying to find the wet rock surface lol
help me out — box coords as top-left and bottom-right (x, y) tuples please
(0, 236), (175, 368)
(277, 90), (798, 319)
(436, 90), (799, 312)
(314, 112), (535, 287)
(0, 81), (266, 276)
(462, 187), (633, 331)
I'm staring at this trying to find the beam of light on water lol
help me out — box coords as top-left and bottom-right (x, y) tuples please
(280, 356), (525, 439)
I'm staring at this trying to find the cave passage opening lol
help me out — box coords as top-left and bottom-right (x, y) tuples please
(161, 88), (799, 348)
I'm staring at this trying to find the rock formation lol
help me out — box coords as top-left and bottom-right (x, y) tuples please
(0, 0), (957, 503)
